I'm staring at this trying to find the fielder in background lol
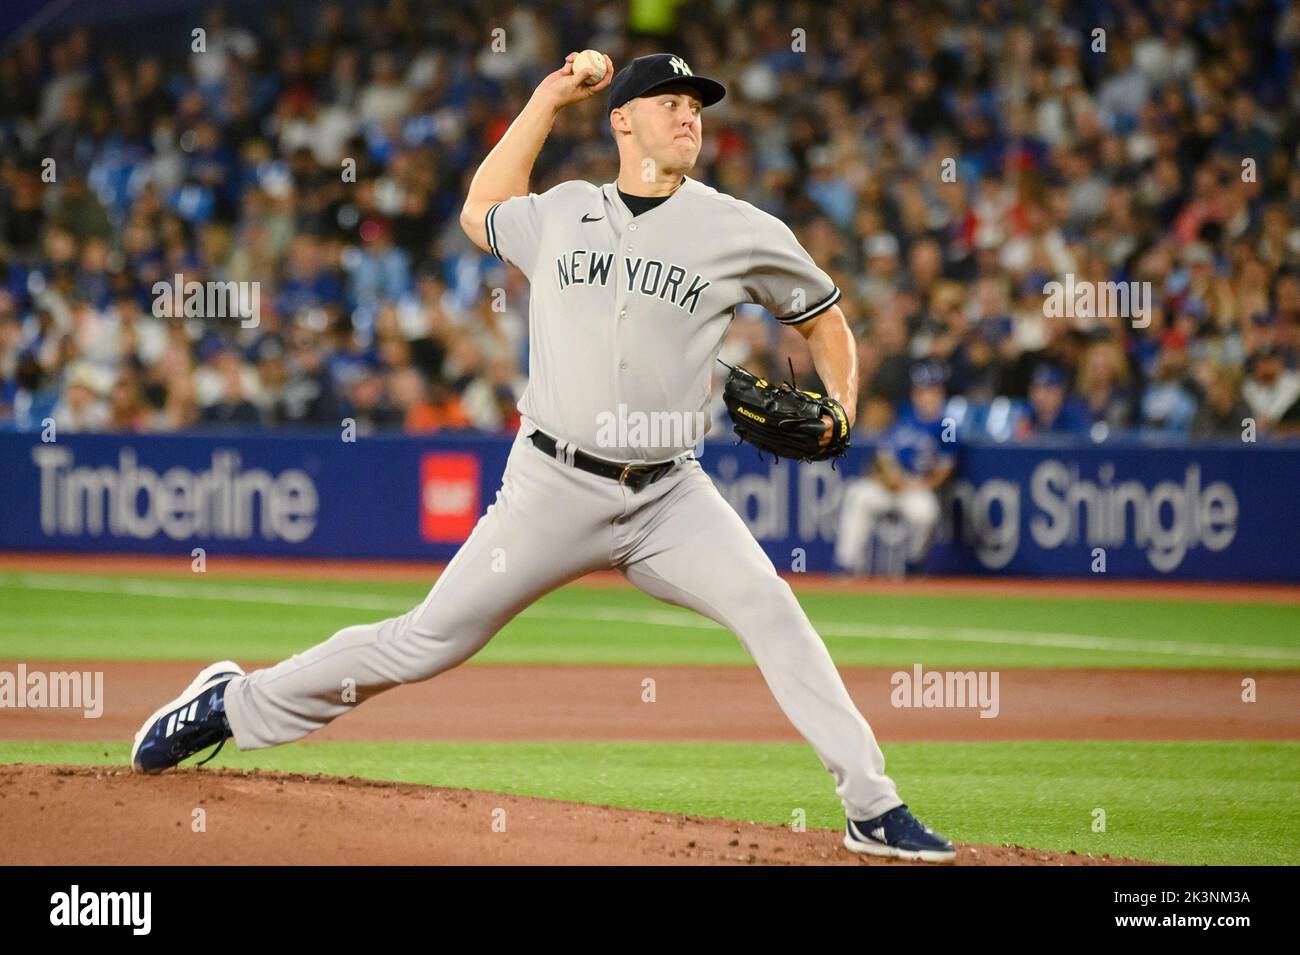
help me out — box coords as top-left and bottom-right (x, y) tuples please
(835, 360), (956, 576)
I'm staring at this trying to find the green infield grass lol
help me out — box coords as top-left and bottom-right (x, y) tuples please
(1, 570), (1296, 669)
(2, 739), (1296, 866)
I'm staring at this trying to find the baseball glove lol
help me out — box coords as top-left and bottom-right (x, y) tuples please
(720, 360), (851, 464)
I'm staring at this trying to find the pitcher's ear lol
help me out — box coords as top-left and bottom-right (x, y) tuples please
(610, 102), (632, 133)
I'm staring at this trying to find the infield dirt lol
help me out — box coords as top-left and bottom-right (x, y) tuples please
(5, 662), (1298, 743)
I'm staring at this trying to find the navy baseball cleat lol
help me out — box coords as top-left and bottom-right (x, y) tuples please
(845, 804), (957, 863)
(130, 661), (244, 774)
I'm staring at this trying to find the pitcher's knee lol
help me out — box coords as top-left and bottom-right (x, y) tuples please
(385, 607), (497, 680)
(726, 576), (814, 639)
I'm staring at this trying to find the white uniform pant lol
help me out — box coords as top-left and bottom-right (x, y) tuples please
(835, 477), (940, 572)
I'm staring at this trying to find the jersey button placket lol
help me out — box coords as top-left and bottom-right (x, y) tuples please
(613, 221), (634, 436)
(614, 216), (635, 503)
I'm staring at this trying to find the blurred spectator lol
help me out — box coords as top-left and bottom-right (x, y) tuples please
(1241, 345), (1300, 430)
(461, 354), (525, 431)
(1140, 340), (1199, 437)
(344, 369), (403, 434)
(401, 372), (472, 433)
(1190, 365), (1252, 440)
(198, 352), (262, 427)
(1016, 364), (1089, 438)
(51, 361), (109, 432)
(0, 0), (1295, 445)
(107, 370), (151, 433)
(1077, 338), (1136, 438)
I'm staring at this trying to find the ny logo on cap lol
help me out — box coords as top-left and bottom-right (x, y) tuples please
(669, 56), (693, 76)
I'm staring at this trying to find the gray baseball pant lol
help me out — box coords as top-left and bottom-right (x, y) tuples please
(223, 424), (902, 821)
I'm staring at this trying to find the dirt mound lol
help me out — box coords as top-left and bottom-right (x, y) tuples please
(0, 765), (1150, 866)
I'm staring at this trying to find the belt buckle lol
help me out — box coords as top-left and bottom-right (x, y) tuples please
(620, 462), (670, 491)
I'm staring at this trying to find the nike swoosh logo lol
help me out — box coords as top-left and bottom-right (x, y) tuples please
(581, 214), (603, 222)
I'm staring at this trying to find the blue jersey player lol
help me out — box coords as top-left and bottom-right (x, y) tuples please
(836, 360), (956, 575)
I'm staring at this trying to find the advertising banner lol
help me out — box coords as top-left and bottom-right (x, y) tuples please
(1, 432), (1295, 581)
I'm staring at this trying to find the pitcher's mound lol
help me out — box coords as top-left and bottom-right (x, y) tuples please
(0, 765), (1150, 866)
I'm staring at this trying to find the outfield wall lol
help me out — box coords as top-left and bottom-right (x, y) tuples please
(0, 431), (1296, 581)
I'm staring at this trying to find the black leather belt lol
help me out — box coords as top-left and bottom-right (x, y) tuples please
(528, 429), (680, 492)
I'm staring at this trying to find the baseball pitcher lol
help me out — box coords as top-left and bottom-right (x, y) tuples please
(131, 52), (956, 863)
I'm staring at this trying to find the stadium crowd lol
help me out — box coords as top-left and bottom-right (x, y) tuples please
(1, 0), (1298, 442)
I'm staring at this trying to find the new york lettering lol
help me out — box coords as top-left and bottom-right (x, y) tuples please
(555, 250), (711, 315)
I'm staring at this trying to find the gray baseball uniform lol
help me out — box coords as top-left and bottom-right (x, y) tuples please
(222, 176), (903, 822)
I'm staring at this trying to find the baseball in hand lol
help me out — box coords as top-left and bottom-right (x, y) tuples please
(572, 49), (607, 85)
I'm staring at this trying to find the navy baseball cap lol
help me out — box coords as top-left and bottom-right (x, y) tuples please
(1031, 364), (1068, 389)
(978, 316), (1013, 344)
(909, 359), (947, 388)
(608, 54), (726, 113)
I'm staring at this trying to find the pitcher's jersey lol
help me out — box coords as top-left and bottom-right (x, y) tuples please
(485, 176), (841, 462)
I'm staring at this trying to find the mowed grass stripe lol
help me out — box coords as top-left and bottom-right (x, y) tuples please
(2, 572), (1297, 669)
(2, 740), (1296, 866)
